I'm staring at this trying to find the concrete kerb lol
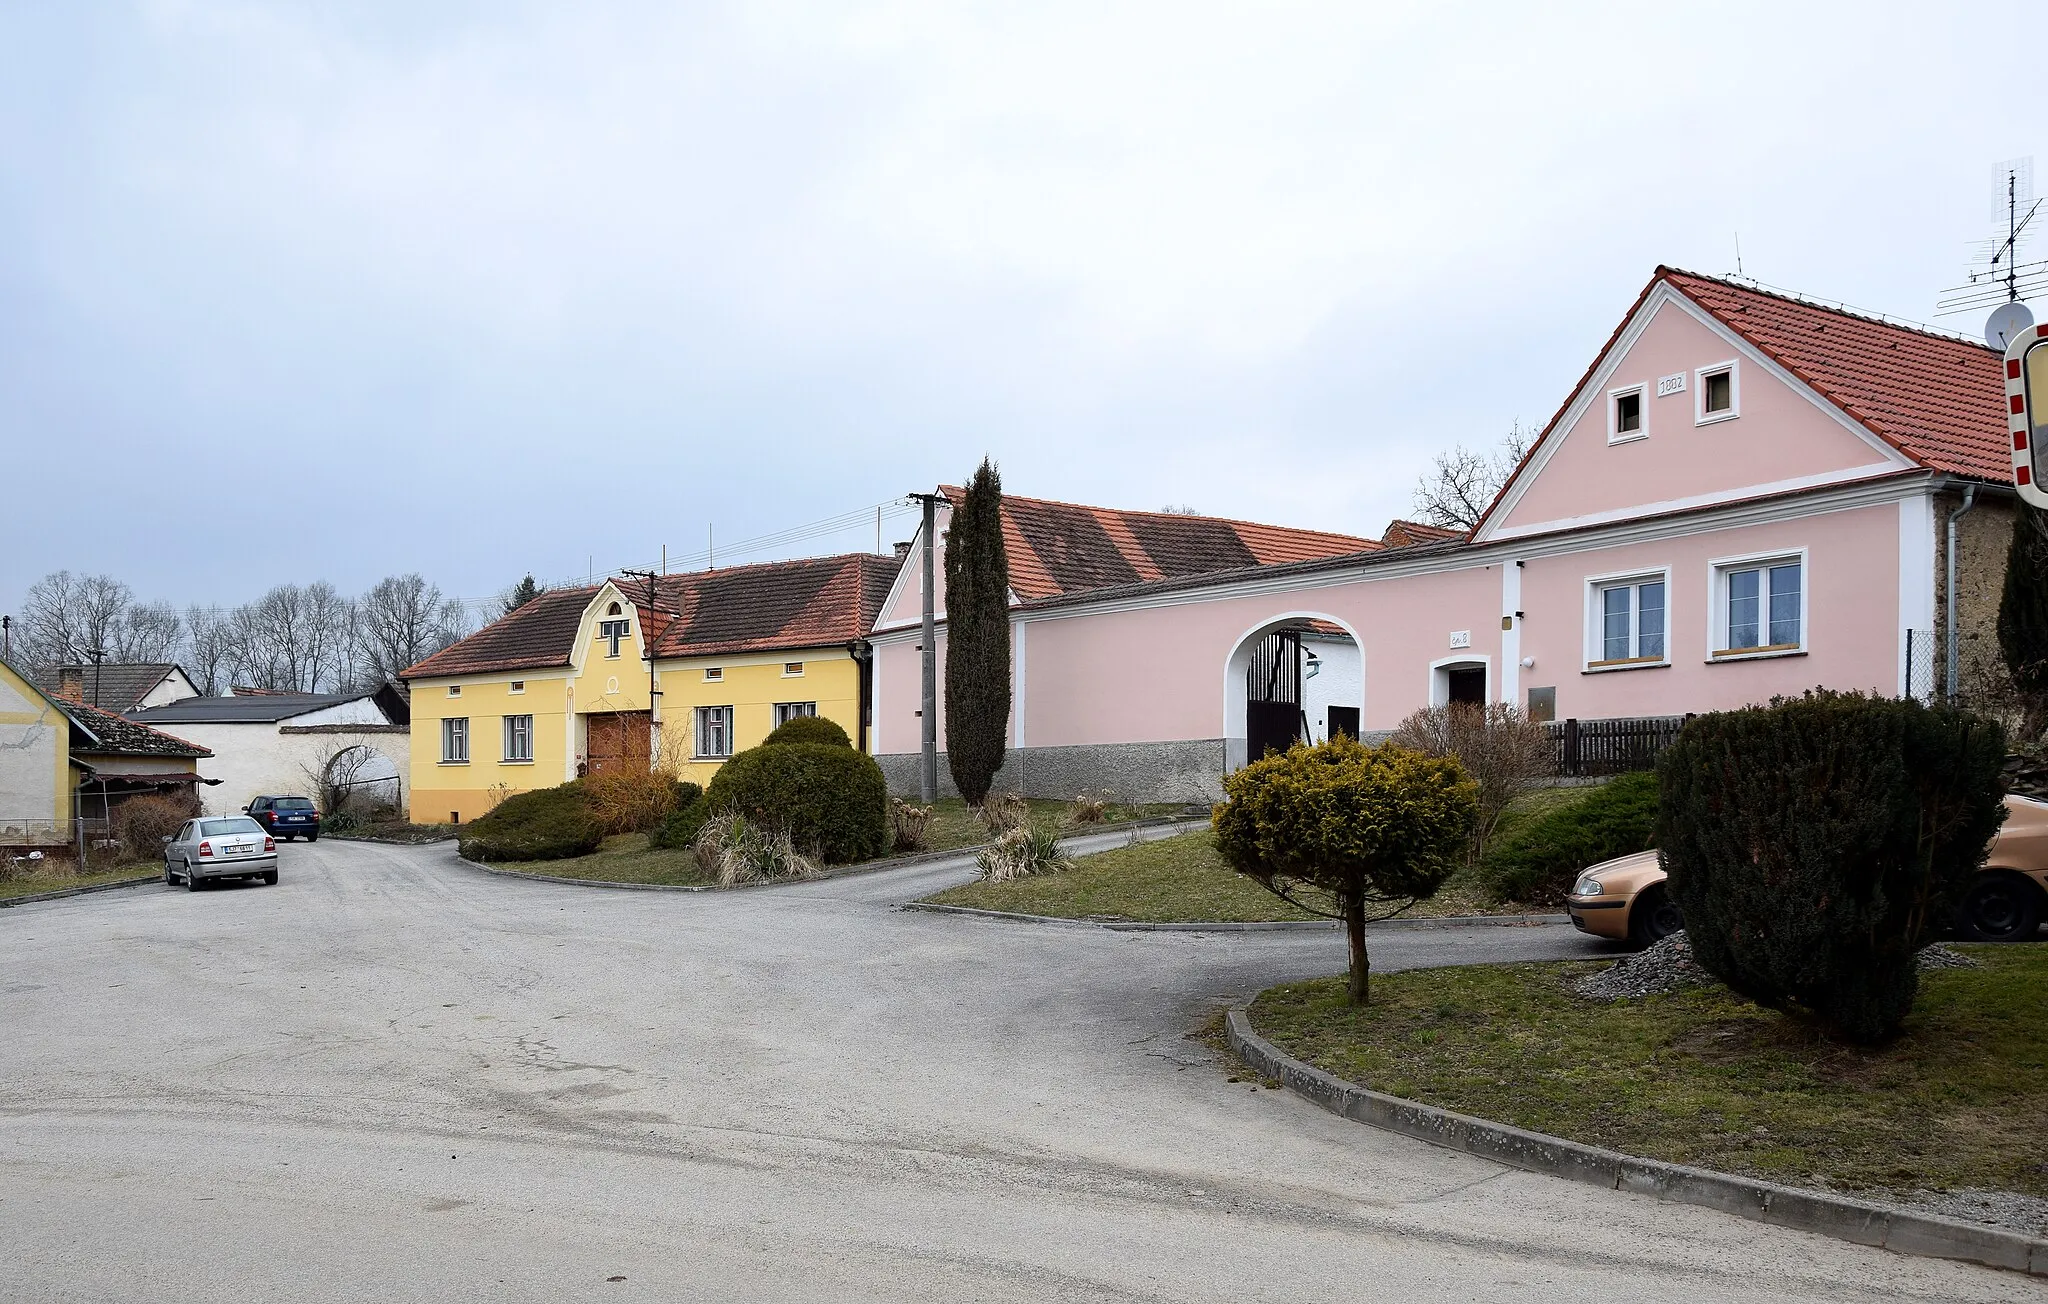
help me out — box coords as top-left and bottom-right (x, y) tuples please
(1223, 1006), (2048, 1277)
(450, 816), (1206, 895)
(0, 873), (161, 909)
(900, 901), (1568, 933)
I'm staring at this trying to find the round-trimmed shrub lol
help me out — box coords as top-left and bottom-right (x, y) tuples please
(761, 715), (852, 748)
(650, 795), (711, 850)
(672, 780), (703, 807)
(1479, 772), (1659, 905)
(704, 741), (887, 863)
(1658, 690), (2006, 1044)
(458, 784), (604, 862)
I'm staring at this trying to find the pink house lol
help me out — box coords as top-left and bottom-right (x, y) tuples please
(869, 269), (2017, 800)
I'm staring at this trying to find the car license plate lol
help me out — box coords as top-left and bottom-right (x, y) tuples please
(231, 843), (254, 856)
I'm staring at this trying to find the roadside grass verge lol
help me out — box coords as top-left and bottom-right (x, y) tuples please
(474, 801), (1186, 886)
(914, 798), (1184, 854)
(0, 861), (159, 900)
(922, 828), (1516, 922)
(1248, 946), (2048, 1199)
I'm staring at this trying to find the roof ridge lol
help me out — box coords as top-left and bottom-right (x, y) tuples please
(1657, 265), (1994, 353)
(937, 484), (1376, 543)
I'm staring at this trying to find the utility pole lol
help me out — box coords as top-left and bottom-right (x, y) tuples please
(620, 569), (660, 765)
(910, 491), (943, 802)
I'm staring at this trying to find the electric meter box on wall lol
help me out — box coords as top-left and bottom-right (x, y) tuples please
(2009, 323), (2048, 509)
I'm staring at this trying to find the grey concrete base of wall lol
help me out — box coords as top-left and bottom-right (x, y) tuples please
(1224, 1007), (2047, 1277)
(878, 740), (1227, 804)
(904, 902), (1567, 933)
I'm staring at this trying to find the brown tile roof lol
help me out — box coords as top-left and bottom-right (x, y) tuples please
(939, 487), (1379, 603)
(56, 699), (211, 759)
(1380, 519), (1463, 548)
(42, 663), (186, 711)
(1659, 269), (2009, 480)
(1475, 267), (2011, 538)
(647, 554), (900, 658)
(401, 554), (904, 679)
(403, 585), (600, 679)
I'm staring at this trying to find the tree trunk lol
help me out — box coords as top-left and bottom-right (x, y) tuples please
(1344, 893), (1371, 1005)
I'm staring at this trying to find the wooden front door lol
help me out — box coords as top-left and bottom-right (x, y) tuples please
(585, 711), (652, 774)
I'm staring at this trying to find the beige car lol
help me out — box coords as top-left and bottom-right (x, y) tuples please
(1566, 794), (2048, 948)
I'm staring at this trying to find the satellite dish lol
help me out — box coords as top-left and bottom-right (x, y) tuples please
(1988, 300), (2035, 349)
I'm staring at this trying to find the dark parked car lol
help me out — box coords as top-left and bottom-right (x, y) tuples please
(245, 795), (322, 841)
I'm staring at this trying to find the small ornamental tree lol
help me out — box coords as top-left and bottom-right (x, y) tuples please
(1213, 737), (1478, 1004)
(944, 458), (1012, 807)
(1658, 690), (2006, 1044)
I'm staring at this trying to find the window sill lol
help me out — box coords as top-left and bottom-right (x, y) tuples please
(1582, 657), (1670, 674)
(1607, 431), (1648, 446)
(499, 759), (535, 766)
(1695, 410), (1739, 427)
(438, 760), (470, 766)
(1709, 645), (1805, 663)
(690, 754), (731, 763)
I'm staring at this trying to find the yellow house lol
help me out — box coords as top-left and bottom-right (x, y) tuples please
(402, 553), (901, 823)
(1, 656), (83, 849)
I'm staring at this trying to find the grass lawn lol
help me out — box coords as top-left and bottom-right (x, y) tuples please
(0, 861), (159, 900)
(922, 828), (1517, 922)
(474, 800), (1187, 887)
(1248, 946), (2048, 1199)
(483, 833), (718, 887)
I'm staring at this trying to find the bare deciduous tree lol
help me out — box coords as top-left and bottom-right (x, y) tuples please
(1410, 423), (1535, 532)
(114, 601), (183, 663)
(183, 605), (235, 695)
(359, 574), (467, 684)
(1392, 702), (1555, 865)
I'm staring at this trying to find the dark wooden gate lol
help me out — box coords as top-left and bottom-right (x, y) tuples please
(1245, 630), (1306, 761)
(585, 711), (651, 775)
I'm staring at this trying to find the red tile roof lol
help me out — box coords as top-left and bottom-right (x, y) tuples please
(402, 554), (902, 679)
(939, 487), (1379, 603)
(57, 698), (211, 759)
(1659, 269), (2009, 480)
(1379, 519), (1463, 548)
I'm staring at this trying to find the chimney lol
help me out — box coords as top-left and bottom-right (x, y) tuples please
(55, 667), (84, 702)
(892, 540), (913, 560)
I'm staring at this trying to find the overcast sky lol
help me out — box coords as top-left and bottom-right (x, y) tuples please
(3, 1), (2043, 625)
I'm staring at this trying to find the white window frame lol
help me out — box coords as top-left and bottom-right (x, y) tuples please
(502, 714), (534, 763)
(773, 701), (817, 727)
(1583, 567), (1673, 672)
(1708, 548), (1808, 661)
(1607, 382), (1648, 444)
(782, 661), (805, 678)
(441, 717), (469, 764)
(508, 680), (525, 695)
(695, 705), (734, 759)
(1695, 359), (1740, 426)
(446, 685), (461, 698)
(703, 667), (723, 682)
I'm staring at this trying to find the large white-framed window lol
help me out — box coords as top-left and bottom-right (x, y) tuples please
(502, 714), (534, 763)
(597, 618), (630, 659)
(1695, 359), (1740, 425)
(695, 705), (734, 759)
(1710, 550), (1806, 659)
(1584, 569), (1670, 670)
(773, 701), (817, 727)
(441, 717), (469, 764)
(1608, 383), (1647, 444)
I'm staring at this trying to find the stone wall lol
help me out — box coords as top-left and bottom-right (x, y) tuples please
(1934, 489), (2016, 700)
(878, 740), (1226, 805)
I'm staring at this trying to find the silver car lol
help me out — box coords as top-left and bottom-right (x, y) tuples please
(163, 816), (279, 890)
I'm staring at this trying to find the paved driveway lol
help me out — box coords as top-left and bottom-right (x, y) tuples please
(0, 835), (2032, 1302)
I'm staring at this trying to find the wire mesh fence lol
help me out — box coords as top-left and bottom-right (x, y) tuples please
(1903, 628), (1937, 701)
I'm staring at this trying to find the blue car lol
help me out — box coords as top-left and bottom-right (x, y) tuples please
(245, 795), (321, 841)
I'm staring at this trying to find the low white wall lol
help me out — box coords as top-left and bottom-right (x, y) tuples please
(172, 719), (407, 816)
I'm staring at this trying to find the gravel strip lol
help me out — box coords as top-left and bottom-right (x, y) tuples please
(1575, 932), (1980, 1002)
(1880, 1187), (2048, 1238)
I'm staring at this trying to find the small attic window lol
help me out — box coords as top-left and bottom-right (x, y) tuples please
(704, 667), (723, 682)
(509, 681), (525, 695)
(447, 685), (462, 698)
(1608, 384), (1646, 443)
(1696, 361), (1739, 425)
(607, 602), (622, 616)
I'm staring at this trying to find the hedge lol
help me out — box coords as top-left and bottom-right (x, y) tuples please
(761, 715), (851, 748)
(704, 741), (887, 864)
(458, 784), (605, 862)
(1479, 772), (1659, 905)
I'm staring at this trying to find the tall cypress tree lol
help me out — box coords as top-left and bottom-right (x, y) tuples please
(1997, 501), (2048, 735)
(944, 459), (1012, 806)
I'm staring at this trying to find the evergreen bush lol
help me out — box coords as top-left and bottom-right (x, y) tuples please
(650, 794), (711, 850)
(944, 458), (1012, 806)
(458, 784), (605, 862)
(704, 741), (888, 864)
(761, 715), (852, 748)
(1657, 690), (2006, 1044)
(1480, 772), (1659, 904)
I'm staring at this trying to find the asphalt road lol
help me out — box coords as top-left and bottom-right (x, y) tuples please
(0, 834), (2034, 1302)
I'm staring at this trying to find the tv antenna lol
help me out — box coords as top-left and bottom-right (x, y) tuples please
(1937, 158), (2045, 345)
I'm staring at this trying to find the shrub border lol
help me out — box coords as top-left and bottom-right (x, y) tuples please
(1224, 1004), (2047, 1277)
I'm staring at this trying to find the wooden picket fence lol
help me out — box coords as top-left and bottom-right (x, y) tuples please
(1547, 715), (1689, 778)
